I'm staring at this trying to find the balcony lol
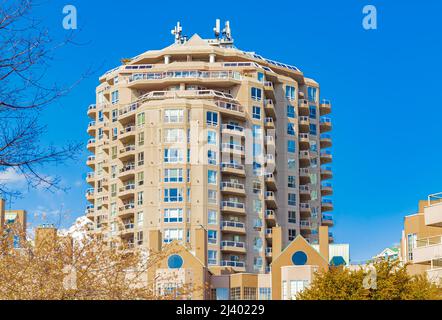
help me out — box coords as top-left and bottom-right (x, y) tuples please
(119, 103), (138, 121)
(87, 104), (97, 117)
(322, 214), (334, 226)
(298, 116), (310, 132)
(265, 210), (276, 227)
(220, 260), (246, 272)
(221, 143), (245, 158)
(221, 221), (246, 234)
(320, 117), (332, 132)
(87, 139), (96, 152)
(265, 247), (273, 259)
(300, 203), (311, 214)
(119, 203), (135, 218)
(320, 134), (332, 148)
(85, 205), (94, 216)
(299, 151), (310, 168)
(120, 125), (136, 141)
(298, 99), (309, 116)
(120, 223), (135, 236)
(413, 236), (442, 264)
(264, 81), (274, 93)
(265, 229), (273, 243)
(221, 241), (246, 254)
(322, 199), (333, 212)
(298, 133), (310, 150)
(221, 181), (245, 196)
(265, 191), (277, 208)
(265, 154), (275, 166)
(299, 185), (311, 201)
(300, 219), (312, 230)
(264, 117), (275, 129)
(265, 173), (277, 191)
(87, 121), (96, 135)
(86, 155), (95, 168)
(119, 164), (136, 179)
(320, 99), (332, 116)
(320, 150), (333, 164)
(86, 188), (94, 201)
(221, 162), (245, 177)
(321, 182), (333, 196)
(119, 183), (135, 199)
(299, 168), (311, 185)
(265, 136), (275, 153)
(86, 172), (95, 184)
(221, 201), (245, 215)
(221, 124), (245, 138)
(264, 99), (276, 117)
(214, 101), (245, 119)
(424, 193), (442, 227)
(321, 167), (333, 180)
(120, 145), (136, 160)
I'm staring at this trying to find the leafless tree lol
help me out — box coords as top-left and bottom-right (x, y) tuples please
(0, 0), (86, 197)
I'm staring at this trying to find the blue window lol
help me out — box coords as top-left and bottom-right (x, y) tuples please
(257, 72), (264, 82)
(292, 251), (308, 265)
(287, 123), (295, 136)
(309, 105), (317, 119)
(208, 170), (217, 184)
(287, 105), (296, 118)
(308, 87), (317, 102)
(286, 86), (296, 100)
(168, 254), (184, 269)
(187, 148), (190, 163)
(253, 106), (261, 119)
(309, 124), (317, 136)
(207, 131), (217, 145)
(251, 87), (262, 101)
(208, 230), (217, 244)
(287, 140), (296, 153)
(288, 193), (296, 206)
(208, 150), (217, 165)
(207, 111), (218, 126)
(208, 250), (218, 265)
(164, 188), (183, 202)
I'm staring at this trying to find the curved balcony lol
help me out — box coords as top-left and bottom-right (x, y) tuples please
(322, 199), (334, 212)
(298, 133), (310, 150)
(87, 104), (97, 118)
(265, 210), (276, 227)
(320, 134), (332, 148)
(265, 191), (277, 208)
(221, 201), (245, 215)
(264, 99), (276, 117)
(221, 181), (245, 196)
(320, 150), (332, 164)
(85, 188), (94, 201)
(220, 260), (246, 272)
(87, 139), (96, 152)
(119, 203), (135, 218)
(221, 123), (245, 138)
(84, 204), (94, 217)
(264, 117), (275, 129)
(298, 116), (310, 132)
(321, 182), (333, 196)
(119, 164), (136, 180)
(86, 155), (95, 168)
(298, 99), (309, 116)
(86, 172), (95, 185)
(320, 117), (332, 132)
(322, 214), (334, 226)
(119, 103), (138, 122)
(119, 125), (136, 141)
(299, 168), (311, 185)
(221, 241), (246, 254)
(221, 221), (246, 234)
(119, 183), (135, 199)
(87, 121), (96, 136)
(321, 167), (333, 180)
(120, 145), (136, 161)
(265, 173), (277, 191)
(221, 162), (245, 177)
(320, 100), (332, 116)
(120, 223), (135, 236)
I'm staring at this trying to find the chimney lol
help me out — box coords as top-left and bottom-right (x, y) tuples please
(272, 226), (283, 258)
(149, 230), (162, 253)
(195, 228), (207, 266)
(319, 226), (330, 263)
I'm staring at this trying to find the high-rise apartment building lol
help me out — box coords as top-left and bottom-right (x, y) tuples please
(85, 21), (333, 274)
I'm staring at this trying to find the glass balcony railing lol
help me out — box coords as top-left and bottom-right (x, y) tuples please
(221, 241), (245, 249)
(222, 221), (245, 229)
(221, 260), (245, 268)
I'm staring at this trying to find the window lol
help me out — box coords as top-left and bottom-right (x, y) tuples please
(251, 87), (262, 101)
(286, 85), (296, 100)
(287, 140), (296, 153)
(287, 105), (296, 118)
(137, 172), (144, 185)
(164, 228), (183, 243)
(259, 288), (271, 300)
(164, 148), (184, 163)
(110, 202), (117, 217)
(137, 231), (143, 245)
(252, 125), (262, 139)
(288, 211), (296, 223)
(288, 176), (296, 188)
(111, 184), (117, 197)
(111, 90), (119, 104)
(253, 257), (263, 271)
(187, 169), (190, 183)
(138, 132), (145, 146)
(207, 131), (217, 145)
(310, 141), (317, 152)
(208, 189), (217, 204)
(206, 111), (218, 126)
(208, 250), (217, 265)
(288, 158), (296, 170)
(257, 72), (264, 82)
(309, 105), (317, 119)
(407, 233), (417, 261)
(164, 168), (183, 182)
(253, 181), (261, 194)
(208, 150), (217, 165)
(230, 287), (241, 300)
(244, 287), (257, 300)
(164, 128), (184, 143)
(111, 146), (117, 159)
(282, 281), (288, 300)
(137, 211), (144, 226)
(288, 193), (296, 206)
(164, 188), (183, 202)
(138, 152), (144, 166)
(208, 210), (217, 225)
(287, 123), (295, 136)
(164, 109), (184, 123)
(164, 208), (183, 223)
(290, 280), (309, 300)
(289, 229), (296, 241)
(309, 124), (317, 136)
(137, 112), (145, 126)
(112, 109), (118, 122)
(252, 106), (261, 119)
(208, 230), (217, 244)
(208, 170), (217, 184)
(213, 288), (229, 300)
(137, 191), (144, 205)
(308, 87), (317, 102)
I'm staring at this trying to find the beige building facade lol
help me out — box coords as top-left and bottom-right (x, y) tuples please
(0, 198), (27, 248)
(86, 21), (334, 275)
(401, 193), (442, 284)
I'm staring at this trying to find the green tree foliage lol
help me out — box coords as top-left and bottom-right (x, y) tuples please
(298, 260), (441, 300)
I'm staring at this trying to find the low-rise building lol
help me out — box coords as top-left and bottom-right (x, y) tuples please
(0, 198), (27, 248)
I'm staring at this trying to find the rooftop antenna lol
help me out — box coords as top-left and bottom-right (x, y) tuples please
(213, 19), (221, 39)
(222, 20), (232, 42)
(171, 21), (183, 44)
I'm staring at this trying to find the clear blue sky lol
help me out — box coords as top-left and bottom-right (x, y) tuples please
(7, 0), (442, 261)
